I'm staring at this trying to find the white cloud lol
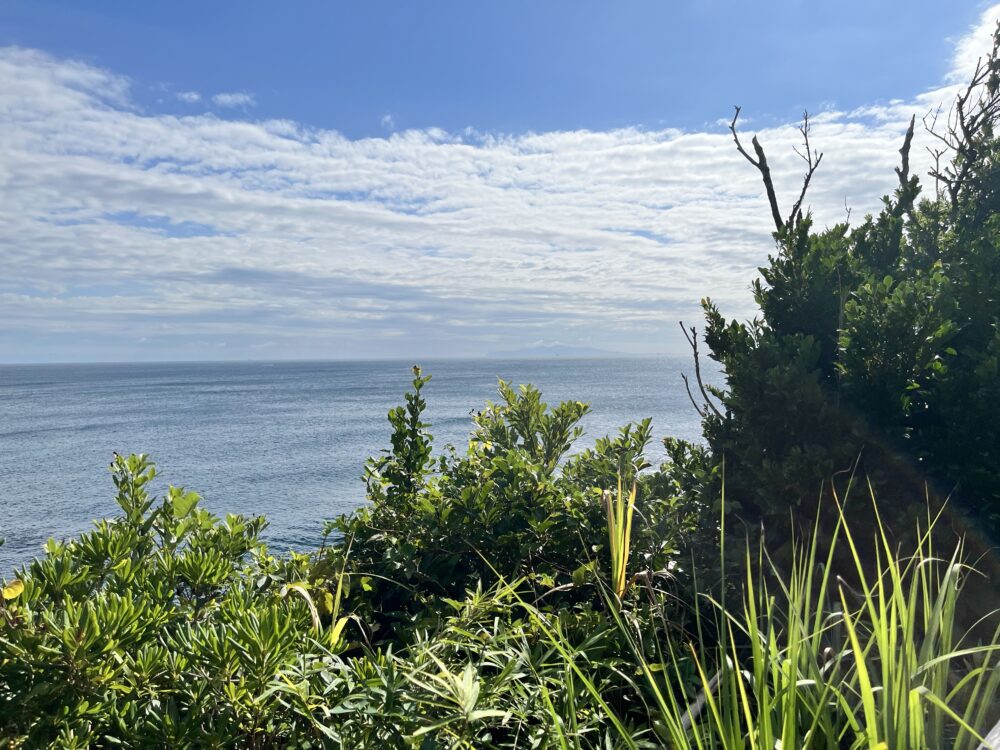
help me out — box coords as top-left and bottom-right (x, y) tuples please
(176, 90), (201, 103)
(212, 91), (255, 108)
(948, 5), (1000, 83)
(0, 6), (998, 361)
(380, 113), (395, 130)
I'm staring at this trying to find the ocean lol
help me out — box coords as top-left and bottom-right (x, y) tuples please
(0, 357), (710, 572)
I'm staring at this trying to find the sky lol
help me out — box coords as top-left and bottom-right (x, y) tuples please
(0, 1), (995, 362)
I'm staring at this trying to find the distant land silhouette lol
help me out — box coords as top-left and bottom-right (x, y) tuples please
(484, 344), (642, 359)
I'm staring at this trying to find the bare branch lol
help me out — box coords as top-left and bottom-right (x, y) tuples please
(730, 106), (785, 232)
(923, 105), (948, 201)
(728, 106), (757, 164)
(922, 25), (1000, 215)
(787, 111), (824, 226)
(681, 373), (706, 418)
(922, 105), (948, 148)
(680, 322), (723, 419)
(730, 107), (824, 233)
(893, 115), (916, 219)
(895, 115), (915, 188)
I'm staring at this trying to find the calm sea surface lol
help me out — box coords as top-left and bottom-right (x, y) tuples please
(0, 357), (708, 572)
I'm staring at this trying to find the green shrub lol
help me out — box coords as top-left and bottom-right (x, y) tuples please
(334, 370), (706, 635)
(691, 30), (1000, 545)
(3, 380), (1000, 747)
(0, 379), (708, 747)
(0, 454), (321, 747)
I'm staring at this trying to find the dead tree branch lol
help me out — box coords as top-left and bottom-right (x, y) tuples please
(730, 106), (825, 233)
(923, 104), (948, 201)
(896, 115), (916, 187)
(730, 106), (785, 232)
(788, 111), (824, 226)
(681, 372), (705, 418)
(893, 115), (916, 219)
(680, 322), (723, 419)
(924, 24), (1000, 215)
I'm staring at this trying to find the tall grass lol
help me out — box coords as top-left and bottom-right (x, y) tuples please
(525, 486), (1000, 749)
(603, 478), (638, 603)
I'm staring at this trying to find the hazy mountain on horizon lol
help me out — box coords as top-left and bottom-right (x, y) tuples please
(484, 344), (638, 359)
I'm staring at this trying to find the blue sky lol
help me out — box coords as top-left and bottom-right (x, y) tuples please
(1, 1), (975, 136)
(0, 1), (994, 362)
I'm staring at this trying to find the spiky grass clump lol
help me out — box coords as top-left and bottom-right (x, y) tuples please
(530, 489), (1000, 749)
(603, 479), (637, 604)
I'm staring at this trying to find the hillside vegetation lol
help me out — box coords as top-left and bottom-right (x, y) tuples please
(3, 27), (1000, 750)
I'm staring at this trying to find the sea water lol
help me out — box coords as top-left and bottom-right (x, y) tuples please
(0, 357), (711, 571)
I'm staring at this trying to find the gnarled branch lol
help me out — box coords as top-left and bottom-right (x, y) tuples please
(730, 106), (825, 233)
(924, 23), (1000, 216)
(893, 115), (916, 219)
(730, 106), (785, 232)
(895, 114), (916, 187)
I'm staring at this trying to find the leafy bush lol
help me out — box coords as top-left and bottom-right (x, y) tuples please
(0, 379), (708, 747)
(689, 31), (1000, 547)
(335, 368), (706, 635)
(0, 454), (327, 746)
(3, 378), (1000, 747)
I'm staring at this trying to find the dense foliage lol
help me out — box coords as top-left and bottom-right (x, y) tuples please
(4, 29), (1000, 750)
(0, 384), (713, 747)
(692, 38), (1000, 546)
(337, 369), (706, 635)
(2, 381), (999, 747)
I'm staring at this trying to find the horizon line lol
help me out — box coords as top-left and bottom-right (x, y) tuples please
(0, 352), (685, 367)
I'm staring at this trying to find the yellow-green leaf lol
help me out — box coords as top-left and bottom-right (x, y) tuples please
(2, 580), (24, 600)
(318, 591), (335, 616)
